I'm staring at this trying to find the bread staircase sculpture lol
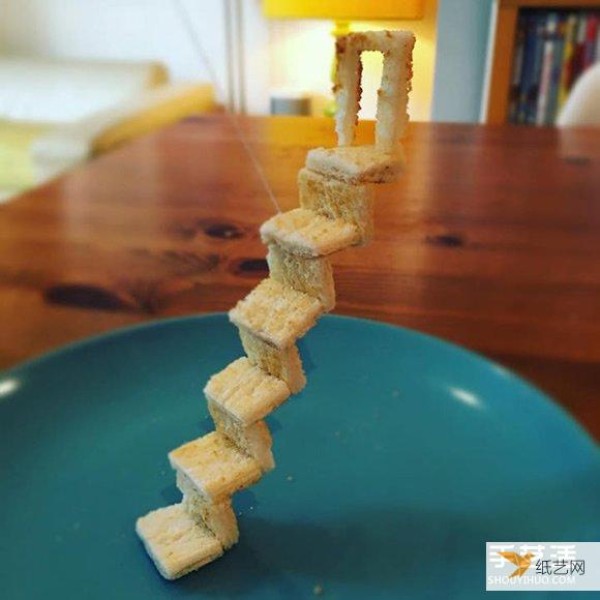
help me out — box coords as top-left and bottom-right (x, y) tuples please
(136, 30), (415, 580)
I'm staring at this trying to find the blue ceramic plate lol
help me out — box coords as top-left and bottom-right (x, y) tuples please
(1, 314), (599, 599)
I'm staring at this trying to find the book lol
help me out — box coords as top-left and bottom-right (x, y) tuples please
(570, 13), (588, 89)
(515, 13), (543, 124)
(527, 14), (548, 124)
(596, 16), (600, 63)
(507, 8), (600, 126)
(557, 13), (578, 113)
(583, 13), (599, 69)
(508, 14), (527, 123)
(536, 12), (558, 125)
(547, 13), (568, 123)
(515, 12), (537, 124)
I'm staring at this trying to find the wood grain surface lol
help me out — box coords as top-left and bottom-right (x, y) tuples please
(1, 116), (599, 436)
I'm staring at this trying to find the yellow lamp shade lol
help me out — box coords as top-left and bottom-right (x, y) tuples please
(262, 0), (424, 20)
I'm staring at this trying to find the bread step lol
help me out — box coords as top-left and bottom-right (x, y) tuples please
(176, 472), (239, 550)
(169, 431), (262, 503)
(237, 325), (306, 393)
(204, 357), (290, 425)
(298, 167), (374, 244)
(305, 145), (404, 184)
(136, 503), (223, 580)
(260, 208), (360, 257)
(208, 399), (275, 472)
(267, 243), (335, 311)
(229, 278), (323, 349)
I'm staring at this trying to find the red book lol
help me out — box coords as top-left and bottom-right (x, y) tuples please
(536, 12), (558, 125)
(569, 13), (588, 89)
(583, 13), (599, 69)
(558, 13), (578, 111)
(596, 15), (600, 61)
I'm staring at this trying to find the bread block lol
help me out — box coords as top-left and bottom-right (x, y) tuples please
(229, 278), (323, 349)
(267, 243), (335, 311)
(204, 356), (290, 425)
(168, 432), (262, 503)
(306, 145), (405, 184)
(238, 325), (306, 393)
(208, 399), (275, 472)
(176, 472), (239, 549)
(298, 167), (374, 244)
(260, 208), (360, 257)
(136, 504), (223, 580)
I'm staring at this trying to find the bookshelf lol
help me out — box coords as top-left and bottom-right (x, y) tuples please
(485, 0), (600, 124)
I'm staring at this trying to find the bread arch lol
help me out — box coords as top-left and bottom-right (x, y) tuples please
(334, 31), (415, 151)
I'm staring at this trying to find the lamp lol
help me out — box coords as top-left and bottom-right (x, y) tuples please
(262, 1), (425, 21)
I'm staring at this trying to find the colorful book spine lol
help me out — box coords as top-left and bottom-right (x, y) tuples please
(515, 13), (537, 124)
(596, 15), (600, 63)
(583, 13), (599, 69)
(557, 13), (578, 113)
(536, 12), (558, 125)
(509, 14), (527, 123)
(527, 14), (547, 124)
(507, 9), (600, 127)
(570, 13), (588, 89)
(547, 13), (567, 124)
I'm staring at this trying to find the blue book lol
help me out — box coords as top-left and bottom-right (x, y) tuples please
(516, 13), (537, 124)
(509, 13), (527, 123)
(526, 12), (548, 124)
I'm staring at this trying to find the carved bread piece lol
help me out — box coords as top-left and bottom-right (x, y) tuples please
(267, 243), (335, 311)
(229, 277), (323, 349)
(204, 356), (291, 425)
(208, 399), (275, 472)
(176, 472), (239, 549)
(305, 145), (405, 184)
(334, 30), (415, 151)
(168, 432), (262, 503)
(136, 504), (223, 580)
(298, 167), (374, 243)
(238, 326), (307, 393)
(260, 208), (360, 257)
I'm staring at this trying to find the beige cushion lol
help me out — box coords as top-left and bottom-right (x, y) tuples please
(0, 57), (167, 124)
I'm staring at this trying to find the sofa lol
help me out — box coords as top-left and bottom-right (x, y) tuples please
(0, 57), (215, 201)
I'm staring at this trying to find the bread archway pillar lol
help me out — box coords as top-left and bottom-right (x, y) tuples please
(334, 31), (415, 151)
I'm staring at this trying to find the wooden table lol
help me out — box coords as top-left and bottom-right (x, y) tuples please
(1, 116), (599, 437)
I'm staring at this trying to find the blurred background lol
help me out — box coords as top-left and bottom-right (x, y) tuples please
(1, 0), (598, 200)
